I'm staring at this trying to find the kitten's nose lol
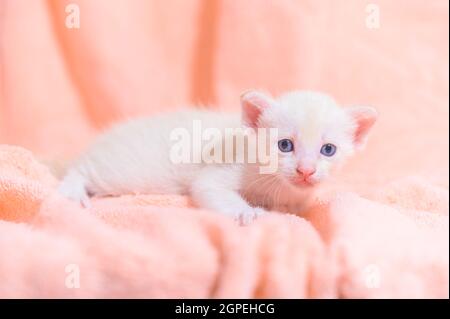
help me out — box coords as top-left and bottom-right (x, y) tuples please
(296, 167), (316, 179)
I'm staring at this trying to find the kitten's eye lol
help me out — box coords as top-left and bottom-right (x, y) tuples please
(320, 143), (337, 156)
(278, 139), (294, 152)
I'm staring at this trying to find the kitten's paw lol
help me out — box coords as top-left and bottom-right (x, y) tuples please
(58, 182), (91, 208)
(235, 207), (265, 226)
(58, 171), (91, 208)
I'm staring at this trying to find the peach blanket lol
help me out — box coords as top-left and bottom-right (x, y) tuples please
(0, 0), (449, 298)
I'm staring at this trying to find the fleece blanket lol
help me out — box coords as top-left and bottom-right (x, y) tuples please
(0, 0), (449, 298)
(0, 145), (448, 298)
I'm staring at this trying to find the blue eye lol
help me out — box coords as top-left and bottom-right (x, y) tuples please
(278, 139), (294, 152)
(320, 143), (337, 156)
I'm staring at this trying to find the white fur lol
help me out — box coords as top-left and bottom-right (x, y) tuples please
(59, 91), (376, 224)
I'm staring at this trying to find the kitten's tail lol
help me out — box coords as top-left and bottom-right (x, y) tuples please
(58, 169), (91, 208)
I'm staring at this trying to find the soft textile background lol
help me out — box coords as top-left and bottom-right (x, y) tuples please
(0, 0), (448, 298)
(1, 0), (448, 190)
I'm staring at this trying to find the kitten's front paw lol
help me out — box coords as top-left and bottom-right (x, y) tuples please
(58, 179), (91, 208)
(235, 207), (265, 226)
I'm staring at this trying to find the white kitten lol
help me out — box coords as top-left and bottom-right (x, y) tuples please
(59, 90), (377, 224)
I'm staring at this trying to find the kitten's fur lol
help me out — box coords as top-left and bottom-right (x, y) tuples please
(59, 90), (377, 224)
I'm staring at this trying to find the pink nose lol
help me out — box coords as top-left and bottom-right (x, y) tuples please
(296, 168), (316, 179)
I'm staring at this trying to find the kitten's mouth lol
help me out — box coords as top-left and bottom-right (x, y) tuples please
(289, 176), (316, 187)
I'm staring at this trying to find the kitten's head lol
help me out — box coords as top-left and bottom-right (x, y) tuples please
(241, 90), (377, 187)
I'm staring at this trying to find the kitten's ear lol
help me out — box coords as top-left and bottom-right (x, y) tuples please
(347, 106), (378, 149)
(240, 90), (276, 128)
